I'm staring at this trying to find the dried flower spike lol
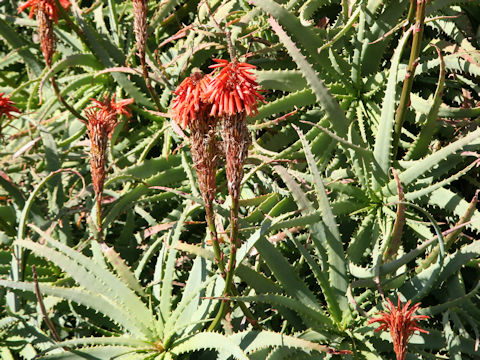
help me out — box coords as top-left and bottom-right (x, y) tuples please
(132, 0), (148, 65)
(18, 0), (71, 23)
(204, 59), (265, 118)
(82, 95), (134, 231)
(369, 298), (430, 360)
(170, 71), (223, 272)
(0, 93), (20, 120)
(171, 72), (218, 204)
(37, 1), (56, 67)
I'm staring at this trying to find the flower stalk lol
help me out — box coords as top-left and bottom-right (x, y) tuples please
(170, 71), (225, 273)
(132, 0), (162, 111)
(203, 57), (265, 331)
(82, 95), (134, 235)
(170, 57), (265, 330)
(392, 0), (427, 158)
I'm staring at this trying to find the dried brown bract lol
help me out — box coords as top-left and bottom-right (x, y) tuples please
(132, 0), (148, 65)
(38, 1), (55, 67)
(221, 113), (250, 204)
(171, 72), (219, 207)
(189, 116), (220, 207)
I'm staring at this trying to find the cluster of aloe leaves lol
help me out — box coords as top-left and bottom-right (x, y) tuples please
(1, 0), (480, 359)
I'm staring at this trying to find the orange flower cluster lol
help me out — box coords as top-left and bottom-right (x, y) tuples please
(18, 0), (71, 23)
(369, 298), (429, 360)
(171, 59), (265, 128)
(204, 59), (265, 118)
(171, 72), (212, 128)
(0, 93), (20, 120)
(89, 94), (135, 119)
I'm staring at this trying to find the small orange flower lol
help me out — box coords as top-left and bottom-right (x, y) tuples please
(18, 0), (71, 23)
(204, 59), (265, 118)
(171, 72), (212, 128)
(0, 93), (20, 119)
(89, 94), (135, 118)
(369, 298), (429, 360)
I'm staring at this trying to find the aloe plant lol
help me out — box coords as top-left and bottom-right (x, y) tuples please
(1, 0), (479, 359)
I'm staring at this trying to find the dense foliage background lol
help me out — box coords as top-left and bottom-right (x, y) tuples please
(1, 0), (480, 359)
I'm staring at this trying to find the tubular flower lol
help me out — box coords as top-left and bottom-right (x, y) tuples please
(17, 0), (71, 23)
(369, 298), (430, 360)
(204, 59), (265, 118)
(0, 93), (20, 120)
(89, 94), (135, 126)
(171, 72), (212, 128)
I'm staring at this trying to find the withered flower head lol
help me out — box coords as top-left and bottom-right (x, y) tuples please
(0, 93), (20, 120)
(37, 1), (55, 67)
(18, 0), (70, 66)
(82, 95), (134, 224)
(204, 59), (265, 118)
(368, 298), (430, 360)
(171, 72), (212, 129)
(83, 108), (116, 203)
(18, 0), (71, 23)
(171, 72), (219, 206)
(132, 0), (148, 64)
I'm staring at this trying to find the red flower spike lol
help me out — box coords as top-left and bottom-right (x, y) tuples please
(88, 94), (135, 119)
(18, 0), (71, 23)
(171, 72), (212, 128)
(368, 298), (430, 360)
(0, 93), (20, 120)
(204, 59), (266, 118)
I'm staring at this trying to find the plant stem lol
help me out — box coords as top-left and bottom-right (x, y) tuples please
(96, 194), (102, 235)
(205, 203), (225, 273)
(205, 201), (261, 330)
(404, 0), (416, 31)
(50, 77), (86, 121)
(392, 0), (426, 158)
(33, 265), (62, 343)
(207, 196), (239, 331)
(140, 58), (162, 112)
